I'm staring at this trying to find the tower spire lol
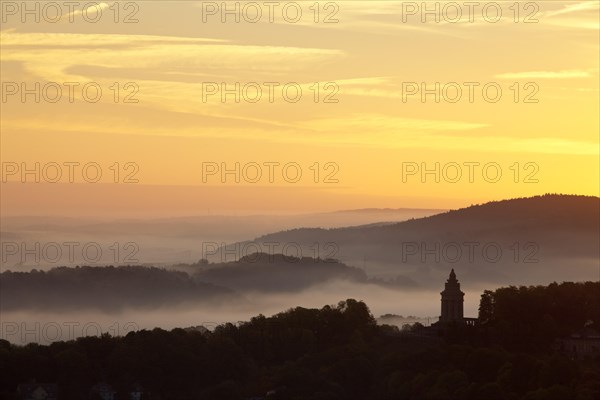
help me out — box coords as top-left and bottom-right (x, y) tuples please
(449, 268), (456, 280)
(440, 269), (464, 323)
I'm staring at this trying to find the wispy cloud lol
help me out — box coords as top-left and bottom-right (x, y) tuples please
(542, 1), (600, 30)
(545, 1), (600, 17)
(294, 114), (597, 156)
(494, 70), (594, 80)
(300, 114), (488, 133)
(63, 2), (110, 19)
(0, 30), (343, 104)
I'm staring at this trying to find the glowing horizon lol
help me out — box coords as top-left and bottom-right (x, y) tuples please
(1, 1), (598, 216)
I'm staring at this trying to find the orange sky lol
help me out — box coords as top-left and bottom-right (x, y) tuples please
(1, 1), (598, 216)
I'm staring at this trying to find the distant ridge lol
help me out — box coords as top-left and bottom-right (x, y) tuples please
(256, 194), (599, 237)
(397, 194), (598, 226)
(327, 207), (446, 214)
(219, 194), (599, 286)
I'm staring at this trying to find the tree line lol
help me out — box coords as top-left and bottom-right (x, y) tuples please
(1, 283), (598, 399)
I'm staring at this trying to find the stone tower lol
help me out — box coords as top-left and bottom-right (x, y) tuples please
(440, 269), (464, 323)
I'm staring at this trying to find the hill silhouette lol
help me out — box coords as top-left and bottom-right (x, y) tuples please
(1, 283), (598, 399)
(192, 253), (367, 292)
(0, 256), (370, 312)
(0, 266), (235, 312)
(216, 194), (599, 287)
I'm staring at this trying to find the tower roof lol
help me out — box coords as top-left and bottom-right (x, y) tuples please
(447, 268), (458, 284)
(440, 269), (464, 322)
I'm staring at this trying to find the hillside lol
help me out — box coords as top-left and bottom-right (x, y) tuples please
(216, 195), (599, 286)
(2, 285), (599, 399)
(1, 256), (371, 312)
(192, 253), (367, 292)
(0, 208), (443, 268)
(0, 266), (234, 312)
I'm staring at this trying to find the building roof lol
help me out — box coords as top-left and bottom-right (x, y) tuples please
(17, 383), (58, 398)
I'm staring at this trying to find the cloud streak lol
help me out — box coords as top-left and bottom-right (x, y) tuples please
(494, 70), (594, 80)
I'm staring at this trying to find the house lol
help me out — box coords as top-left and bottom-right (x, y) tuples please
(557, 324), (600, 360)
(129, 383), (144, 400)
(90, 382), (116, 400)
(16, 382), (58, 400)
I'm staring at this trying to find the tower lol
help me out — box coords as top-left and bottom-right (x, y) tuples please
(440, 269), (464, 323)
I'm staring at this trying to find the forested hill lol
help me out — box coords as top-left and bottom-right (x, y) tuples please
(0, 266), (234, 312)
(1, 282), (598, 400)
(216, 195), (599, 283)
(0, 256), (368, 311)
(254, 194), (599, 246)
